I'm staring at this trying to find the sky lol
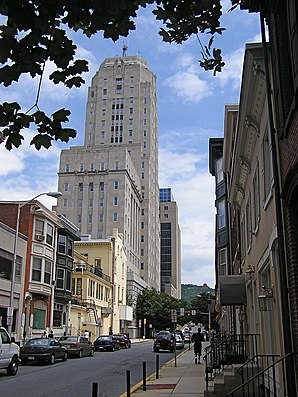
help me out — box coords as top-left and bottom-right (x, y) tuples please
(0, 2), (261, 288)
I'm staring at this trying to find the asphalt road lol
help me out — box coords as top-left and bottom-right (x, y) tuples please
(0, 341), (179, 397)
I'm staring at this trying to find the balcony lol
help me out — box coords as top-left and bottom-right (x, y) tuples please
(74, 262), (111, 283)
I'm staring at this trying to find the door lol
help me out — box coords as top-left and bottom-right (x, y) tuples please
(0, 328), (12, 368)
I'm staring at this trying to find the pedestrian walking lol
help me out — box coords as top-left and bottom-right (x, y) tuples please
(191, 328), (204, 364)
(83, 329), (90, 340)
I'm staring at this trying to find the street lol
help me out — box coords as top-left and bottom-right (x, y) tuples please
(0, 341), (177, 397)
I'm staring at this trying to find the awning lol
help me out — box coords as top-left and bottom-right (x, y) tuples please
(219, 275), (246, 305)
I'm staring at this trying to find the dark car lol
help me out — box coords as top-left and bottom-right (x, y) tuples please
(59, 336), (94, 358)
(113, 334), (131, 349)
(94, 335), (120, 352)
(20, 338), (67, 365)
(153, 331), (175, 352)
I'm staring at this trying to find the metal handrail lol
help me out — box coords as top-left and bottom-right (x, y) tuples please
(227, 352), (298, 397)
(205, 333), (260, 391)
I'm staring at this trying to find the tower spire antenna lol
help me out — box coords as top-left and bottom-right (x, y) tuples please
(122, 42), (128, 57)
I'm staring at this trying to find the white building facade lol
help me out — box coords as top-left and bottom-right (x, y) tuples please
(56, 55), (160, 336)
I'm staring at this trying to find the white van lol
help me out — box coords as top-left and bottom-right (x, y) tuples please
(0, 326), (19, 375)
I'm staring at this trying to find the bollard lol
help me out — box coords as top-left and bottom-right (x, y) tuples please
(91, 382), (98, 397)
(126, 369), (131, 397)
(143, 361), (147, 391)
(156, 354), (160, 379)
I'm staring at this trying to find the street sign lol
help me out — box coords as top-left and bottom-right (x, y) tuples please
(180, 307), (184, 316)
(171, 309), (177, 323)
(191, 310), (196, 316)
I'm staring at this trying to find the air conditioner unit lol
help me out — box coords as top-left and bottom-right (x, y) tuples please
(35, 234), (44, 242)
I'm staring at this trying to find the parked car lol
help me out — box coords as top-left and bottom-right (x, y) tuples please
(0, 326), (19, 376)
(183, 330), (192, 343)
(94, 335), (120, 352)
(20, 337), (68, 365)
(153, 331), (175, 352)
(59, 336), (94, 358)
(113, 334), (131, 349)
(174, 333), (185, 350)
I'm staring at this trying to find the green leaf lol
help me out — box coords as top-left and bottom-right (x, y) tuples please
(52, 108), (71, 122)
(30, 134), (52, 150)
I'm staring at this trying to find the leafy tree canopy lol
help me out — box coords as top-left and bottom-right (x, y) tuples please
(0, 0), (237, 151)
(135, 288), (187, 331)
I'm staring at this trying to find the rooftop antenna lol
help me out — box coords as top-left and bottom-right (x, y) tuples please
(122, 42), (128, 57)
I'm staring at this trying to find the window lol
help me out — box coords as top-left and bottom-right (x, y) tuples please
(114, 161), (119, 170)
(79, 183), (83, 192)
(99, 198), (104, 207)
(129, 130), (133, 137)
(114, 181), (119, 190)
(65, 164), (70, 172)
(0, 249), (21, 283)
(89, 199), (93, 208)
(89, 182), (94, 192)
(143, 119), (147, 125)
(100, 182), (104, 192)
(77, 214), (82, 224)
(253, 163), (260, 230)
(88, 214), (92, 223)
(141, 249), (144, 256)
(141, 172), (145, 180)
(141, 222), (144, 229)
(46, 224), (54, 245)
(64, 183), (69, 192)
(141, 262), (144, 270)
(144, 108), (147, 114)
(100, 162), (105, 171)
(99, 213), (104, 222)
(79, 164), (84, 172)
(143, 130), (147, 136)
(68, 239), (73, 256)
(76, 278), (82, 295)
(141, 235), (144, 242)
(63, 198), (68, 208)
(217, 200), (226, 229)
(103, 88), (107, 95)
(58, 235), (67, 254)
(90, 163), (95, 171)
(263, 128), (272, 202)
(246, 195), (252, 249)
(143, 142), (147, 149)
(141, 209), (145, 216)
(129, 108), (133, 114)
(113, 213), (118, 222)
(32, 257), (42, 281)
(113, 197), (118, 206)
(216, 157), (223, 184)
(219, 248), (227, 275)
(56, 269), (64, 289)
(35, 219), (44, 235)
(44, 260), (51, 284)
(66, 270), (71, 291)
(78, 199), (83, 208)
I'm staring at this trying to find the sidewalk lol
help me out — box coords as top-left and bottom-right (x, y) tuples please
(128, 343), (207, 396)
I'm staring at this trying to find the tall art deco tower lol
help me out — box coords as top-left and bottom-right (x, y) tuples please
(56, 53), (160, 295)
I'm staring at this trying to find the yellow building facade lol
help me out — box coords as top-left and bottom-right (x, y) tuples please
(70, 229), (131, 341)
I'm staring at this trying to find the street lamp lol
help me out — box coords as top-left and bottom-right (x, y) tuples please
(7, 191), (62, 335)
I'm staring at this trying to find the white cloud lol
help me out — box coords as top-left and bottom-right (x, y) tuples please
(164, 70), (212, 103)
(215, 46), (245, 91)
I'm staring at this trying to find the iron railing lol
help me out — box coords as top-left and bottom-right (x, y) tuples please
(227, 352), (298, 397)
(204, 333), (260, 391)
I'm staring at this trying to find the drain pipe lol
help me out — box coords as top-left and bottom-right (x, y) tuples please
(259, 7), (295, 396)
